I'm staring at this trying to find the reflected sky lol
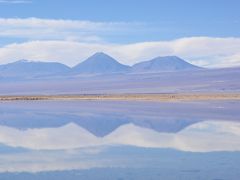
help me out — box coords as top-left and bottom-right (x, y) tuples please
(0, 100), (239, 176)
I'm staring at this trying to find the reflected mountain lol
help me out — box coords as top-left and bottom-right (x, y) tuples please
(0, 101), (239, 137)
(0, 120), (240, 152)
(0, 111), (200, 137)
(0, 100), (240, 176)
(0, 111), (130, 137)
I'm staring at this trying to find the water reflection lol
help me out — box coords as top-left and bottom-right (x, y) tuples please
(0, 121), (239, 152)
(0, 100), (239, 176)
(0, 100), (239, 134)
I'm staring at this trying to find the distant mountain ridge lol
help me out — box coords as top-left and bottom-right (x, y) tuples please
(0, 52), (202, 77)
(132, 56), (202, 72)
(0, 59), (70, 77)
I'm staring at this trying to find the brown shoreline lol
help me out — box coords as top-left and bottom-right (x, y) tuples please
(1, 93), (240, 102)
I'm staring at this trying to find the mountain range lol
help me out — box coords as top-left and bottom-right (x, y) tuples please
(132, 56), (201, 72)
(0, 52), (202, 77)
(0, 60), (70, 77)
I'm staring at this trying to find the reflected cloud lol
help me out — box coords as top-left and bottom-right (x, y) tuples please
(1, 100), (239, 137)
(0, 101), (239, 173)
(0, 146), (108, 172)
(0, 121), (239, 152)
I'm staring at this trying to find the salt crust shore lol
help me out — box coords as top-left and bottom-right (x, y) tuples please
(1, 93), (240, 102)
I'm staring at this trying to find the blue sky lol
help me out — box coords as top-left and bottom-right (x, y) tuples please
(1, 0), (240, 42)
(0, 0), (240, 67)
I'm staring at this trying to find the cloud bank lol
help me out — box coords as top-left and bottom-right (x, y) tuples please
(0, 18), (239, 67)
(0, 121), (239, 152)
(0, 37), (240, 67)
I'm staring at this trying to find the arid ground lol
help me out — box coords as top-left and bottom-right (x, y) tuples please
(1, 93), (240, 102)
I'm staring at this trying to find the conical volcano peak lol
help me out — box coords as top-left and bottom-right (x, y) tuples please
(153, 56), (184, 61)
(92, 52), (110, 57)
(72, 52), (130, 74)
(86, 52), (118, 63)
(132, 56), (202, 72)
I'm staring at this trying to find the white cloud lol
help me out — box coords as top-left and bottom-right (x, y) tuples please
(0, 17), (140, 42)
(0, 17), (239, 68)
(0, 37), (240, 67)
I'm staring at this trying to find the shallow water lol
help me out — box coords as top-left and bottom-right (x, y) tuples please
(0, 100), (239, 179)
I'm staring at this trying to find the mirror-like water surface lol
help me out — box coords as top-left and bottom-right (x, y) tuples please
(0, 100), (239, 179)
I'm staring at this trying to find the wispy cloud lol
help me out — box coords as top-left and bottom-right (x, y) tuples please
(0, 17), (142, 42)
(0, 0), (32, 4)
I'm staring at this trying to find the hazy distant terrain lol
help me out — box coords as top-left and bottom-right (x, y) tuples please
(0, 52), (239, 95)
(0, 67), (239, 95)
(0, 53), (202, 78)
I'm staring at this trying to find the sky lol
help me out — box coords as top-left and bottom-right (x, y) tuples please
(0, 0), (240, 67)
